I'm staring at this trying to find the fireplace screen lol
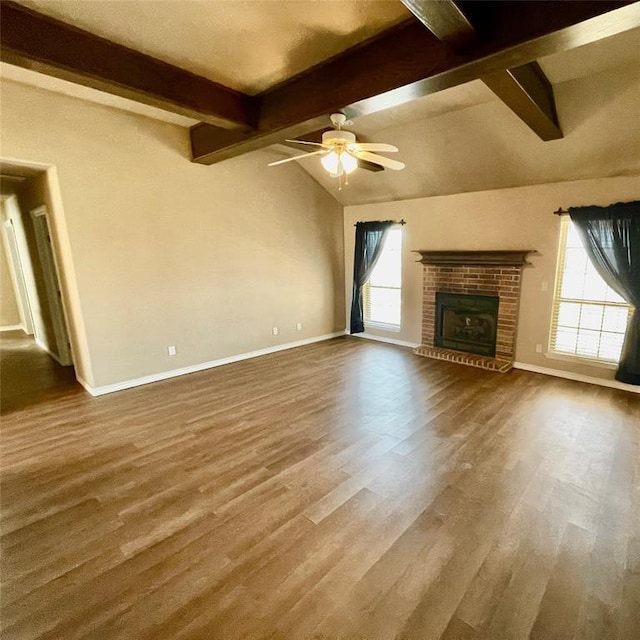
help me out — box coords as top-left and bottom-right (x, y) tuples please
(435, 292), (499, 357)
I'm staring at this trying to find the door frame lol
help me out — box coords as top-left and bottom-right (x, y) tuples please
(1, 156), (93, 386)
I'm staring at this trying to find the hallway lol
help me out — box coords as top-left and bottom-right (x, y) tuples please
(0, 330), (80, 415)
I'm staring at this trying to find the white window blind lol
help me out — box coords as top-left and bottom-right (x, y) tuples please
(363, 227), (402, 328)
(549, 218), (632, 362)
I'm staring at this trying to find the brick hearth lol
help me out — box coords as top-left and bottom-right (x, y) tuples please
(413, 251), (532, 372)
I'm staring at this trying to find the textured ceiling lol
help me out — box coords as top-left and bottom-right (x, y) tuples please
(538, 25), (640, 84)
(4, 3), (640, 206)
(15, 0), (411, 94)
(267, 27), (640, 205)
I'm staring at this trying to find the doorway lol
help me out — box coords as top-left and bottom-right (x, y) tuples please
(2, 216), (34, 334)
(1, 160), (78, 409)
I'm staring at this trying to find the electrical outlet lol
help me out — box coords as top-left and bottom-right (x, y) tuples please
(535, 344), (542, 353)
(167, 345), (177, 356)
(296, 322), (303, 331)
(272, 327), (279, 336)
(541, 281), (549, 292)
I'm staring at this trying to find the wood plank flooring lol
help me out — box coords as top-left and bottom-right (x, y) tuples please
(1, 335), (639, 639)
(0, 331), (79, 415)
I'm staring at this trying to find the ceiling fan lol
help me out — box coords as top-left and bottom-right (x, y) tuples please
(268, 113), (405, 187)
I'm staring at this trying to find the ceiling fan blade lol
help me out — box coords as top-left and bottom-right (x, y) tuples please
(268, 149), (327, 166)
(349, 143), (398, 153)
(357, 159), (384, 173)
(352, 151), (405, 171)
(284, 139), (326, 148)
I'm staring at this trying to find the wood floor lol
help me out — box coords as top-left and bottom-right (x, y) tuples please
(1, 335), (639, 639)
(0, 331), (79, 415)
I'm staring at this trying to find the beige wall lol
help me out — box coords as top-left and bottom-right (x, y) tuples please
(0, 80), (345, 388)
(344, 175), (640, 383)
(0, 228), (21, 327)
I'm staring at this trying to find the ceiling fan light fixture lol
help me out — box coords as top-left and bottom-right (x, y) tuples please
(320, 150), (357, 177)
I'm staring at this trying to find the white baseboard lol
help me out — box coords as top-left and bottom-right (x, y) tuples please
(0, 324), (24, 332)
(76, 375), (97, 395)
(513, 361), (639, 394)
(351, 332), (420, 349)
(82, 331), (347, 397)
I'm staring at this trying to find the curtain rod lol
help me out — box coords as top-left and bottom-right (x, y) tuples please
(353, 219), (406, 226)
(554, 208), (569, 216)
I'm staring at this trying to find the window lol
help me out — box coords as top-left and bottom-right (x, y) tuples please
(363, 227), (402, 328)
(549, 218), (632, 363)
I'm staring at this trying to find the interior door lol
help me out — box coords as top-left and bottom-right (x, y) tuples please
(30, 207), (73, 366)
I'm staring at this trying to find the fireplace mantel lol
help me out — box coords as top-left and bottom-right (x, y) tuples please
(415, 250), (535, 266)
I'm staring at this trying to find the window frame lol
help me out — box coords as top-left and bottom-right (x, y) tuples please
(548, 217), (632, 366)
(362, 226), (403, 331)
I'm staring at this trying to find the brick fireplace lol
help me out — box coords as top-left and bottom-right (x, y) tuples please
(414, 250), (534, 372)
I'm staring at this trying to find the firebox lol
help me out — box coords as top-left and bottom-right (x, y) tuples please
(435, 292), (499, 357)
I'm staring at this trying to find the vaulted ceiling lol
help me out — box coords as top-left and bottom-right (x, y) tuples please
(2, 0), (640, 205)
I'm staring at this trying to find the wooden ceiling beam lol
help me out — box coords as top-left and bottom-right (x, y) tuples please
(401, 0), (562, 140)
(400, 0), (475, 48)
(0, 1), (256, 130)
(482, 62), (562, 140)
(192, 1), (638, 164)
